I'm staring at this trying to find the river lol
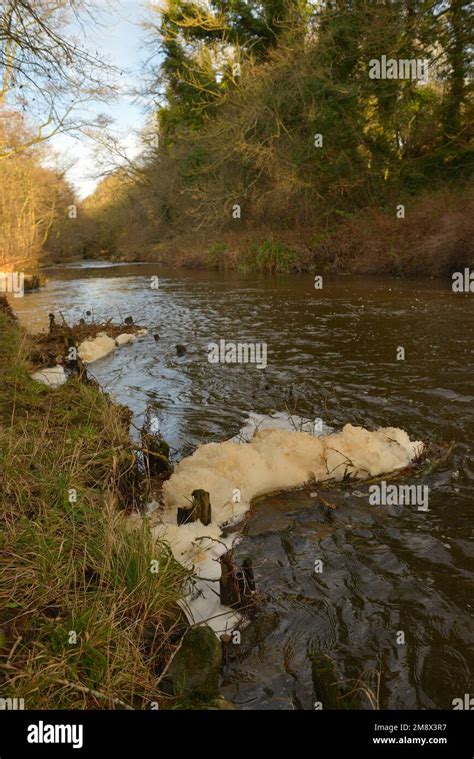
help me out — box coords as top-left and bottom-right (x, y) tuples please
(12, 262), (474, 710)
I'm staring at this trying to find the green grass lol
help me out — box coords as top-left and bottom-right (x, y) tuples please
(0, 307), (189, 709)
(254, 240), (296, 274)
(207, 242), (228, 269)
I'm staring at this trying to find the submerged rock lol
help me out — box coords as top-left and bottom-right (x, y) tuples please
(206, 696), (237, 710)
(164, 625), (222, 700)
(310, 653), (345, 709)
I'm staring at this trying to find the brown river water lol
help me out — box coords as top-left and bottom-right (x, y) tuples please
(11, 262), (473, 710)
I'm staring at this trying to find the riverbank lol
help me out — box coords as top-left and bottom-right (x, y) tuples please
(0, 299), (212, 709)
(107, 185), (474, 277)
(2, 268), (470, 709)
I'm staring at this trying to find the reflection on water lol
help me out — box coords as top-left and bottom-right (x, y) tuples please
(223, 485), (473, 709)
(12, 262), (474, 709)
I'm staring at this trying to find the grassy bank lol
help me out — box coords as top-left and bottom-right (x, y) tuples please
(0, 301), (190, 709)
(129, 185), (474, 277)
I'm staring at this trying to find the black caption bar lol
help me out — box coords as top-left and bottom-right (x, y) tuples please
(0, 710), (472, 758)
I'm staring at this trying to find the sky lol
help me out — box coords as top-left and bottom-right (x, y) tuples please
(50, 0), (157, 199)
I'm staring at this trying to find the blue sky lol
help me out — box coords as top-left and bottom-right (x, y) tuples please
(51, 0), (156, 198)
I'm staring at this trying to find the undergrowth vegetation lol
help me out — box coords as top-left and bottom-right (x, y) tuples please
(79, 1), (473, 273)
(0, 306), (189, 708)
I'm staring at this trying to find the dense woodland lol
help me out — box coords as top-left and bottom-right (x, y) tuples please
(1, 0), (473, 273)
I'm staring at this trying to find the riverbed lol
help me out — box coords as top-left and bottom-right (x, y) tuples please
(12, 262), (474, 710)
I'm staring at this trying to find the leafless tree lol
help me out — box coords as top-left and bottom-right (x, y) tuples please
(0, 0), (117, 159)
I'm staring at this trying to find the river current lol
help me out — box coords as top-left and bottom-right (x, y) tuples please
(12, 262), (473, 710)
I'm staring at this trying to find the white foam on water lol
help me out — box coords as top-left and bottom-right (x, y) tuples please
(115, 333), (135, 346)
(151, 413), (423, 636)
(77, 332), (116, 363)
(78, 329), (147, 363)
(31, 365), (67, 387)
